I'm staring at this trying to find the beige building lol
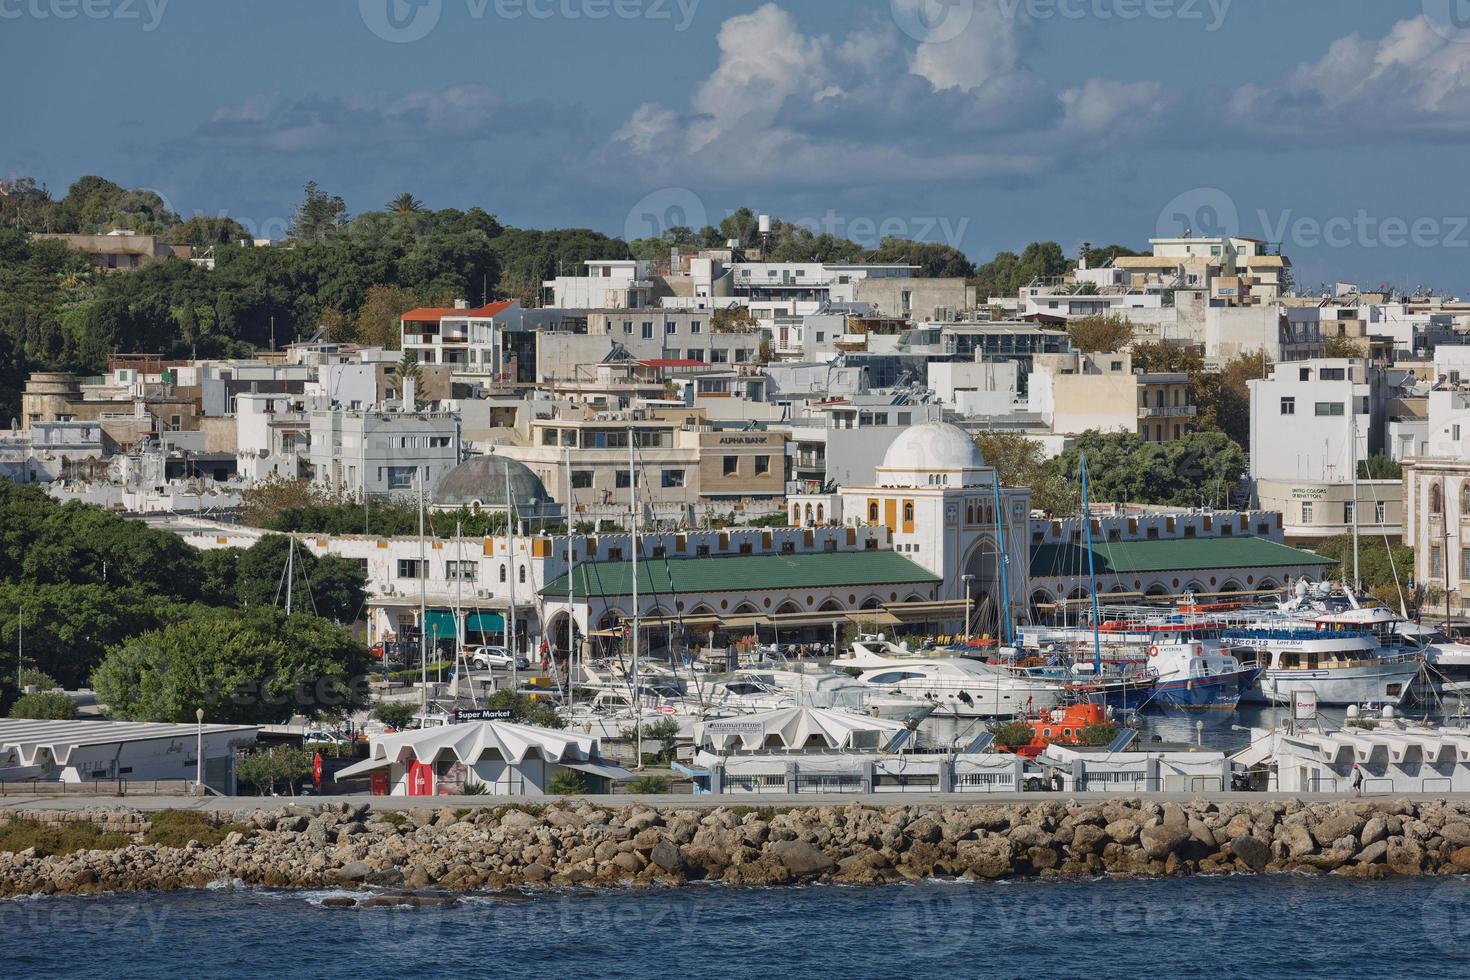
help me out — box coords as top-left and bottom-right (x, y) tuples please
(496, 408), (786, 523)
(1404, 458), (1470, 616)
(32, 231), (181, 271)
(1029, 353), (1195, 441)
(1256, 478), (1403, 548)
(854, 277), (976, 320)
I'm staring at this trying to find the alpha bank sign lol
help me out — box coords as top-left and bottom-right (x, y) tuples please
(716, 436), (772, 446)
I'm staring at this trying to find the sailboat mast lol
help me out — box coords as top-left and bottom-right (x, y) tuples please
(284, 533), (294, 615)
(991, 476), (1011, 647)
(565, 445), (576, 712)
(1079, 453), (1102, 674)
(630, 432), (642, 767)
(1350, 412), (1360, 593)
(505, 460), (517, 691)
(417, 472), (427, 724)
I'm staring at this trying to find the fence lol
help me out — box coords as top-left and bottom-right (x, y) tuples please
(0, 779), (195, 797)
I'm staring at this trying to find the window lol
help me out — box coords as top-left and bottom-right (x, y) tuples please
(1314, 402), (1344, 416)
(666, 322), (677, 335)
(734, 349), (750, 362)
(1319, 368), (1346, 381)
(1110, 360), (1123, 371)
(397, 559), (423, 579)
(499, 564), (507, 582)
(723, 456), (738, 476)
(1463, 548), (1470, 581)
(661, 469), (685, 488)
(690, 320), (702, 334)
(641, 322), (654, 339)
(446, 560), (476, 582)
(1301, 501), (1314, 523)
(519, 567), (526, 584)
(541, 429), (558, 446)
(1431, 483), (1444, 515)
(1375, 501), (1387, 524)
(571, 471), (593, 489)
(710, 349), (729, 363)
(386, 466), (418, 490)
(903, 502), (914, 522)
(1299, 367), (1312, 381)
(1280, 397), (1296, 415)
(616, 471), (638, 488)
(695, 544), (711, 558)
(687, 349), (704, 362)
(1431, 545), (1444, 577)
(869, 502), (879, 522)
(622, 321), (632, 334)
(754, 455), (770, 476)
(1343, 501), (1354, 525)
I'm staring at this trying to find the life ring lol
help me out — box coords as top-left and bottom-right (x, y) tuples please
(1148, 644), (1161, 658)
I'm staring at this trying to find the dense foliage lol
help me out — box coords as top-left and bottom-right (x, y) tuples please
(1313, 534), (1415, 610)
(7, 691), (77, 720)
(0, 483), (367, 714)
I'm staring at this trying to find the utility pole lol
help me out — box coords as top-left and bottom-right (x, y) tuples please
(630, 431), (642, 770)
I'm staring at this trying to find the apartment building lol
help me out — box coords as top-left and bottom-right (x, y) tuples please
(1027, 352), (1195, 441)
(536, 311), (762, 384)
(400, 300), (567, 383)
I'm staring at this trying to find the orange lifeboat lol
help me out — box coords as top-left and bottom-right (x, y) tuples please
(1008, 703), (1110, 759)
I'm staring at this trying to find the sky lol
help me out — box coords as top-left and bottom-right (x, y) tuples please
(3, 0), (1469, 292)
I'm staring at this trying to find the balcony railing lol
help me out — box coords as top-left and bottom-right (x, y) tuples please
(1138, 406), (1199, 418)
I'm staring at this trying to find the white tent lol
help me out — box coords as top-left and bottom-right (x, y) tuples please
(337, 719), (632, 796)
(694, 706), (905, 752)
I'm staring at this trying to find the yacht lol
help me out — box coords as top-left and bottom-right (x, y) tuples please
(723, 668), (933, 720)
(839, 649), (1065, 718)
(1143, 637), (1260, 710)
(1226, 626), (1420, 706)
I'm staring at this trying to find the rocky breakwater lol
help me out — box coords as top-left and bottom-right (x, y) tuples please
(7, 798), (1470, 898)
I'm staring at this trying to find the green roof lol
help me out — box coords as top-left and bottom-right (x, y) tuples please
(1029, 536), (1335, 579)
(541, 550), (942, 599)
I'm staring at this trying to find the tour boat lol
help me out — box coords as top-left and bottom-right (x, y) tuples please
(1226, 626), (1420, 706)
(1144, 637), (1261, 710)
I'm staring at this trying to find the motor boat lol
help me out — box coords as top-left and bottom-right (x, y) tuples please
(723, 668), (933, 721)
(839, 651), (1065, 718)
(1143, 636), (1260, 710)
(1226, 626), (1419, 706)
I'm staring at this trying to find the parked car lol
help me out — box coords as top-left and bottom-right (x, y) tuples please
(302, 730), (352, 746)
(471, 646), (530, 671)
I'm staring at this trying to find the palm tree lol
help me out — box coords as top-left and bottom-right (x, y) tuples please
(387, 193), (425, 214)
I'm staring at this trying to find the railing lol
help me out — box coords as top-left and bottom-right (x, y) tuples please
(1138, 406), (1199, 418)
(0, 778), (196, 797)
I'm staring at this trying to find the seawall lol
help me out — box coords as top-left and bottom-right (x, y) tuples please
(6, 798), (1470, 897)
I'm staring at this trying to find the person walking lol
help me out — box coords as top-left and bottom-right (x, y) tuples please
(1351, 762), (1364, 798)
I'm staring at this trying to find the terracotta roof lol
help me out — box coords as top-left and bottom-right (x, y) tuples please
(401, 301), (516, 322)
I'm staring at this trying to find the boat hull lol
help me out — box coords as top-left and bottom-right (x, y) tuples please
(1248, 661), (1420, 706)
(1071, 678), (1157, 710)
(1149, 667), (1260, 710)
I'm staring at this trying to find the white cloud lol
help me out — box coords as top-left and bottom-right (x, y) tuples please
(1229, 16), (1470, 137)
(605, 2), (1166, 188)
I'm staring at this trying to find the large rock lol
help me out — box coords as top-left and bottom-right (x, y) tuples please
(650, 840), (684, 875)
(1139, 824), (1190, 861)
(957, 837), (1015, 880)
(1231, 835), (1271, 872)
(1355, 840), (1388, 865)
(1313, 812), (1364, 845)
(770, 839), (834, 877)
(1360, 816), (1387, 847)
(1385, 838), (1425, 875)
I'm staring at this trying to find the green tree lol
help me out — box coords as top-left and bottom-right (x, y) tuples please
(481, 689), (564, 729)
(288, 181), (348, 241)
(1358, 453), (1402, 480)
(973, 431), (1070, 515)
(93, 608), (371, 725)
(373, 701), (417, 730)
(1324, 335), (1365, 358)
(8, 691), (77, 720)
(548, 770), (587, 795)
(386, 193), (426, 214)
(230, 534), (366, 624)
(235, 745), (313, 796)
(972, 241), (1069, 298)
(993, 721), (1035, 752)
(1048, 430), (1247, 509)
(1066, 314), (1134, 353)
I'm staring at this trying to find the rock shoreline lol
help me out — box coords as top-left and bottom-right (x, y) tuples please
(6, 798), (1470, 898)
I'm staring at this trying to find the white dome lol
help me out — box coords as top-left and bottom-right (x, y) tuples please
(880, 422), (985, 474)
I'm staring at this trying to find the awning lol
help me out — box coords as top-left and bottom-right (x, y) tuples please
(334, 756), (394, 780)
(560, 760), (635, 782)
(424, 610), (458, 639)
(846, 610), (900, 626)
(466, 611), (505, 634)
(722, 615), (771, 629)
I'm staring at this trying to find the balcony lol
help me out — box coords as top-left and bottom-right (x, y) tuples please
(1139, 405), (1198, 419)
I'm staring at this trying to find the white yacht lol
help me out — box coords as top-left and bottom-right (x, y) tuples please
(838, 648), (1065, 718)
(1226, 626), (1420, 706)
(723, 668), (932, 720)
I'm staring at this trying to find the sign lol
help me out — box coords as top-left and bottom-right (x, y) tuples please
(408, 760), (434, 796)
(370, 772), (389, 796)
(1289, 487), (1328, 500)
(312, 751), (324, 788)
(1293, 689), (1318, 722)
(453, 708), (513, 721)
(706, 720), (765, 735)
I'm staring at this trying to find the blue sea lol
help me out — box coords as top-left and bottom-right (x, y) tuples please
(6, 876), (1469, 979)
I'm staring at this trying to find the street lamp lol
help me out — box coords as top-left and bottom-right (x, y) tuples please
(195, 707), (205, 795)
(961, 574), (975, 643)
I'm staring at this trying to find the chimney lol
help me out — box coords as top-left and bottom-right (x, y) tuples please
(403, 376), (416, 409)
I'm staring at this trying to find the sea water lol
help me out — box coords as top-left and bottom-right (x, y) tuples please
(5, 875), (1468, 979)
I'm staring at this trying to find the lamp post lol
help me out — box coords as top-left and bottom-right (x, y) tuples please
(195, 707), (205, 795)
(961, 574), (975, 643)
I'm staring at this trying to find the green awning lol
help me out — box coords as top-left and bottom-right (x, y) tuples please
(424, 610), (458, 639)
(1029, 536), (1336, 579)
(466, 611), (505, 634)
(541, 550), (941, 599)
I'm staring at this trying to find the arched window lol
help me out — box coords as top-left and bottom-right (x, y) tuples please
(519, 566), (527, 584)
(1461, 482), (1470, 516)
(1431, 482), (1444, 515)
(816, 503), (824, 522)
(902, 502), (914, 523)
(868, 502), (879, 522)
(804, 503), (814, 524)
(499, 564), (507, 583)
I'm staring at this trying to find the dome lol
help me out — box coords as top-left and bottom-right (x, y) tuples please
(880, 422), (986, 474)
(433, 454), (551, 510)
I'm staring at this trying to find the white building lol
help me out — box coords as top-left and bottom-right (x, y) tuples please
(308, 403), (462, 497)
(1404, 457), (1470, 616)
(1248, 358), (1384, 483)
(544, 260), (662, 310)
(336, 720), (631, 796)
(0, 720), (259, 793)
(400, 300), (567, 381)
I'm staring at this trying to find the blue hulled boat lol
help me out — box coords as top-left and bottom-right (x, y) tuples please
(1146, 638), (1260, 710)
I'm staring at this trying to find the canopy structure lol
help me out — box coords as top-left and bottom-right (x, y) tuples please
(694, 706), (905, 752)
(336, 720), (627, 780)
